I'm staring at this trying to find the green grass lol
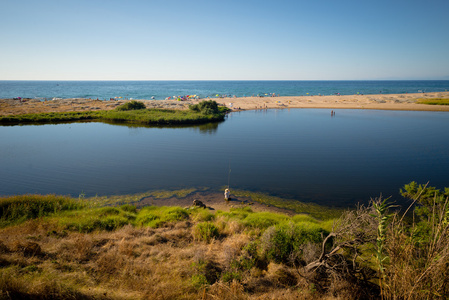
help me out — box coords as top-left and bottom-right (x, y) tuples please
(0, 194), (84, 227)
(231, 190), (344, 220)
(416, 98), (449, 105)
(58, 206), (137, 233)
(216, 207), (333, 235)
(0, 101), (229, 126)
(135, 206), (189, 228)
(0, 194), (334, 234)
(0, 193), (338, 236)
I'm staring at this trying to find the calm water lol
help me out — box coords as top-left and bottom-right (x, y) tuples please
(1, 109), (449, 208)
(1, 80), (448, 100)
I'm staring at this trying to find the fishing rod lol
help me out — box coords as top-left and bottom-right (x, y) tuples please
(227, 159), (231, 189)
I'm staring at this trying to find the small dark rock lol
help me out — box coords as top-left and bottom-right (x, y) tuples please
(193, 199), (206, 208)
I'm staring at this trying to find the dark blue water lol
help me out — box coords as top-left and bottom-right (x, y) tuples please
(1, 80), (448, 100)
(1, 109), (449, 208)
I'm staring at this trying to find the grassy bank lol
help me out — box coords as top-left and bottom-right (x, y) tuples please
(1, 182), (448, 299)
(0, 194), (333, 299)
(0, 100), (229, 125)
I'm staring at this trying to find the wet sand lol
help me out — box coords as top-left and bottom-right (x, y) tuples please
(1, 92), (449, 116)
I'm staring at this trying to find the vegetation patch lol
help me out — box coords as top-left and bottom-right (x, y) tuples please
(232, 190), (343, 220)
(1, 181), (447, 299)
(135, 206), (189, 228)
(416, 98), (449, 105)
(0, 194), (84, 227)
(58, 206), (136, 233)
(147, 188), (198, 199)
(192, 222), (219, 242)
(115, 100), (146, 111)
(0, 100), (228, 126)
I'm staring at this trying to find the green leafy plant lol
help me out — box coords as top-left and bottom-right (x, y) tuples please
(189, 100), (222, 115)
(371, 197), (395, 298)
(115, 100), (146, 111)
(261, 222), (325, 264)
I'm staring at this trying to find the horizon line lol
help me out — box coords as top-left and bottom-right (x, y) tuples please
(1, 79), (448, 82)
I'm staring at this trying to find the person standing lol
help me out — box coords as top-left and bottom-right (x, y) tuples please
(224, 189), (230, 201)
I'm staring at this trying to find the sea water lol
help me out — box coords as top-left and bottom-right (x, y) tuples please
(1, 80), (448, 100)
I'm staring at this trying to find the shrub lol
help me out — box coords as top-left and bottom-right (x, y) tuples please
(193, 222), (219, 242)
(291, 214), (319, 224)
(116, 100), (146, 111)
(189, 207), (215, 222)
(261, 222), (325, 264)
(189, 100), (220, 115)
(120, 204), (137, 213)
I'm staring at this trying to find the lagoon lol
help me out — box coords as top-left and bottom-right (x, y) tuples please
(1, 108), (449, 208)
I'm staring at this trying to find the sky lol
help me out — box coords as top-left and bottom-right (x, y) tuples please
(1, 0), (449, 80)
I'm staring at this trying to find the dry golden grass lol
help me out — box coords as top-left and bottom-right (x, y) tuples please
(5, 193), (447, 300)
(0, 213), (343, 300)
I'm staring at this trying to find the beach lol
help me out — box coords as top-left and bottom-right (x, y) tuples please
(1, 91), (449, 116)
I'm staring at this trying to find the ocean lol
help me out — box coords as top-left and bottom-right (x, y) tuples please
(1, 80), (448, 100)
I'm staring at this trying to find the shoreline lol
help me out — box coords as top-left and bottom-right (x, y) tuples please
(1, 91), (449, 116)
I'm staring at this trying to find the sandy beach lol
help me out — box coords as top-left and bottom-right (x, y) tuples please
(1, 91), (449, 116)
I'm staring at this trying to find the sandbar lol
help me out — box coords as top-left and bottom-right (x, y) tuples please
(1, 92), (449, 116)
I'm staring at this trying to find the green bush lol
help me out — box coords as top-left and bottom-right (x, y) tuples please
(189, 100), (220, 115)
(291, 214), (319, 224)
(193, 222), (219, 242)
(190, 274), (209, 289)
(261, 222), (325, 264)
(115, 100), (146, 111)
(189, 207), (215, 222)
(120, 204), (137, 214)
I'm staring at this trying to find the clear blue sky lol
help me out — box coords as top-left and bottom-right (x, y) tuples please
(1, 0), (448, 80)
